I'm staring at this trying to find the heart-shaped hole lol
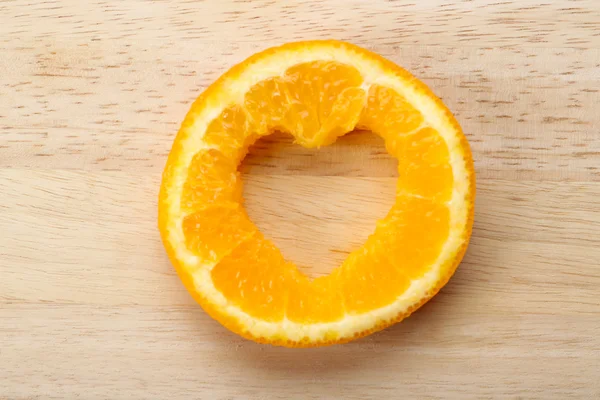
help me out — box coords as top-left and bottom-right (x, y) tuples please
(240, 130), (398, 278)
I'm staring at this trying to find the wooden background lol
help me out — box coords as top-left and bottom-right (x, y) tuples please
(2, 0), (599, 398)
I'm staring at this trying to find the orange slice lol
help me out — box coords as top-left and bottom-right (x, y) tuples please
(158, 40), (475, 347)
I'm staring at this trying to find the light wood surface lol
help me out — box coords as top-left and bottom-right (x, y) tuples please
(2, 0), (600, 398)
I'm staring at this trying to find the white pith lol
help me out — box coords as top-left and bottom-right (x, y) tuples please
(161, 43), (473, 343)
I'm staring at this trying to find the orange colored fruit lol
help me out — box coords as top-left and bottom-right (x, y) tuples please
(158, 40), (475, 347)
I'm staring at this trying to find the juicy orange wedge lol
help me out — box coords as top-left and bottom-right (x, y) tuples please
(159, 40), (475, 347)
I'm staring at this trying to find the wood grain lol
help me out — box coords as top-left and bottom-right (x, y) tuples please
(1, 0), (599, 398)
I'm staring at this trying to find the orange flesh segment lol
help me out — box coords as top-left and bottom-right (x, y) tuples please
(244, 77), (292, 135)
(202, 105), (257, 163)
(182, 204), (256, 263)
(286, 269), (345, 323)
(395, 127), (454, 202)
(377, 195), (450, 280)
(280, 62), (322, 141)
(211, 233), (291, 321)
(339, 238), (411, 314)
(318, 86), (366, 146)
(359, 84), (424, 139)
(181, 149), (243, 211)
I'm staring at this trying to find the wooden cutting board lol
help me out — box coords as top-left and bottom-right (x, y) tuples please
(2, 1), (599, 398)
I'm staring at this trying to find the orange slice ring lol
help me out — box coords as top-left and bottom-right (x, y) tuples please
(159, 40), (475, 347)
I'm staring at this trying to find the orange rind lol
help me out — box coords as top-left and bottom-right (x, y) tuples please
(159, 40), (475, 347)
